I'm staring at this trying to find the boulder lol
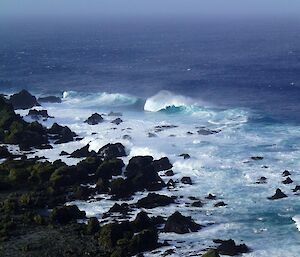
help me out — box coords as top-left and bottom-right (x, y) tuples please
(293, 185), (300, 192)
(205, 194), (217, 200)
(125, 156), (165, 192)
(50, 205), (86, 224)
(152, 157), (173, 172)
(251, 156), (264, 161)
(213, 239), (249, 256)
(129, 229), (158, 254)
(108, 203), (130, 214)
(164, 211), (202, 234)
(59, 151), (70, 156)
(132, 211), (153, 232)
(136, 193), (175, 209)
(98, 143), (126, 159)
(109, 178), (134, 198)
(179, 153), (190, 159)
(268, 188), (287, 200)
(38, 96), (62, 103)
(96, 158), (124, 180)
(48, 123), (76, 144)
(9, 90), (40, 109)
(164, 170), (174, 176)
(84, 113), (103, 125)
(191, 200), (203, 207)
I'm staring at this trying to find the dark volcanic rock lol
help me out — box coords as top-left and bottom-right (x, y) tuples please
(214, 201), (227, 207)
(96, 158), (124, 180)
(202, 249), (220, 257)
(109, 178), (134, 198)
(38, 96), (62, 103)
(136, 193), (175, 209)
(181, 176), (192, 185)
(9, 90), (40, 110)
(98, 143), (126, 159)
(0, 146), (11, 159)
(282, 170), (291, 177)
(48, 123), (76, 144)
(282, 177), (293, 184)
(179, 153), (190, 159)
(111, 118), (123, 125)
(50, 205), (86, 224)
(213, 239), (250, 256)
(59, 151), (70, 156)
(205, 194), (217, 200)
(197, 128), (220, 135)
(125, 156), (165, 192)
(84, 113), (103, 125)
(152, 157), (173, 172)
(293, 185), (300, 192)
(268, 188), (287, 200)
(108, 203), (130, 214)
(191, 200), (203, 207)
(256, 176), (267, 184)
(164, 211), (202, 234)
(27, 109), (52, 120)
(251, 156), (264, 161)
(70, 144), (95, 158)
(132, 211), (153, 231)
(165, 170), (174, 176)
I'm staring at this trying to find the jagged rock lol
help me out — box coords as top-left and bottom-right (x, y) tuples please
(282, 177), (293, 184)
(202, 249), (220, 257)
(191, 200), (203, 207)
(282, 170), (291, 176)
(48, 123), (76, 144)
(50, 205), (86, 224)
(213, 239), (249, 256)
(9, 90), (40, 109)
(136, 193), (175, 209)
(38, 96), (62, 103)
(167, 179), (176, 189)
(111, 118), (123, 125)
(59, 151), (69, 156)
(98, 143), (126, 159)
(96, 158), (124, 180)
(164, 211), (202, 234)
(70, 144), (96, 158)
(179, 153), (190, 159)
(108, 203), (130, 214)
(268, 188), (287, 200)
(197, 128), (220, 135)
(181, 176), (192, 185)
(27, 109), (53, 120)
(84, 113), (103, 125)
(293, 185), (300, 192)
(152, 157), (173, 172)
(206, 194), (217, 200)
(132, 211), (153, 232)
(214, 201), (227, 207)
(109, 178), (133, 198)
(256, 176), (267, 184)
(125, 156), (165, 192)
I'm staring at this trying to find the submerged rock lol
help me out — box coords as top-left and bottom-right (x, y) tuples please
(179, 153), (190, 159)
(213, 239), (249, 256)
(84, 113), (103, 125)
(38, 96), (62, 103)
(205, 194), (217, 200)
(214, 201), (227, 207)
(268, 188), (287, 200)
(251, 156), (264, 161)
(111, 118), (123, 125)
(9, 90), (40, 110)
(136, 193), (175, 209)
(282, 170), (291, 176)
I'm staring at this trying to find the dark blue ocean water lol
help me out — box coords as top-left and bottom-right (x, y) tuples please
(0, 18), (300, 122)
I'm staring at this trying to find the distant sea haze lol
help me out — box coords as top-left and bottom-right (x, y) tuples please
(0, 18), (300, 122)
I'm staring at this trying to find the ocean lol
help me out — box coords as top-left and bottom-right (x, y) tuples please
(1, 17), (300, 256)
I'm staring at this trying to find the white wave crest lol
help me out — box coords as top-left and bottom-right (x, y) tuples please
(62, 91), (138, 107)
(144, 90), (196, 112)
